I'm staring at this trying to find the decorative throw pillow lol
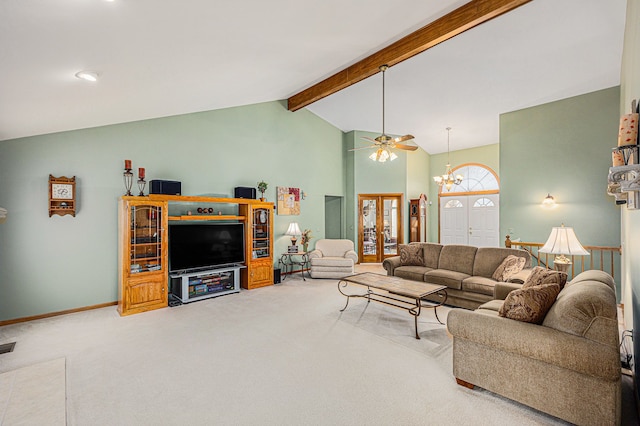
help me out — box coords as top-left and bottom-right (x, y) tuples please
(498, 283), (561, 324)
(522, 266), (568, 290)
(491, 255), (526, 281)
(398, 244), (424, 266)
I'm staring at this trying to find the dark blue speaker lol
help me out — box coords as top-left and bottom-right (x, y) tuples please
(234, 187), (256, 199)
(150, 180), (181, 195)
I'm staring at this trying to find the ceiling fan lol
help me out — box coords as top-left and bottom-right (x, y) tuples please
(350, 64), (418, 162)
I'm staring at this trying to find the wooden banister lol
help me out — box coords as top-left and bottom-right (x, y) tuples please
(504, 235), (621, 281)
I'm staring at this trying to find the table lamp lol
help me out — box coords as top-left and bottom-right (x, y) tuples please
(286, 222), (301, 247)
(539, 224), (589, 272)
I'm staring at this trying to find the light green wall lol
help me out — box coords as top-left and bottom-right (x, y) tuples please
(619, 0), (640, 367)
(499, 87), (620, 246)
(0, 101), (344, 321)
(428, 144), (500, 242)
(406, 143), (430, 200)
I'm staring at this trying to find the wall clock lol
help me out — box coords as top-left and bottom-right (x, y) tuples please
(49, 175), (76, 217)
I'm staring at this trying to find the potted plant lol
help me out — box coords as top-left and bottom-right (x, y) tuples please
(257, 180), (268, 201)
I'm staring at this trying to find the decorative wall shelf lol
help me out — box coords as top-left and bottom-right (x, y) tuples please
(608, 164), (640, 192)
(608, 164), (640, 209)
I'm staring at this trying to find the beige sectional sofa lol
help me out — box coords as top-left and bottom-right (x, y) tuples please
(447, 270), (621, 425)
(382, 243), (532, 310)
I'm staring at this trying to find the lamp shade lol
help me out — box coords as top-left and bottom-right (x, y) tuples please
(285, 222), (301, 236)
(539, 225), (589, 256)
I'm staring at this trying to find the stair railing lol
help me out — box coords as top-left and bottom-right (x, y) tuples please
(505, 235), (621, 282)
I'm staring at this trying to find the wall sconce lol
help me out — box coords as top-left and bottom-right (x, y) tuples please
(541, 193), (556, 209)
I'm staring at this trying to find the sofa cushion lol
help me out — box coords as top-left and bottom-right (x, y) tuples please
(498, 283), (561, 324)
(523, 266), (568, 290)
(462, 276), (498, 296)
(438, 245), (477, 275)
(310, 257), (353, 267)
(424, 269), (470, 290)
(491, 255), (526, 282)
(473, 247), (531, 278)
(398, 244), (424, 266)
(543, 280), (618, 346)
(477, 299), (504, 312)
(314, 239), (355, 258)
(394, 266), (433, 282)
(421, 243), (443, 269)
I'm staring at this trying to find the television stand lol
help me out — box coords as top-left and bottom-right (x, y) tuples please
(170, 265), (243, 303)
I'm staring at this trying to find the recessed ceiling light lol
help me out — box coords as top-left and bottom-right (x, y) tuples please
(75, 71), (99, 82)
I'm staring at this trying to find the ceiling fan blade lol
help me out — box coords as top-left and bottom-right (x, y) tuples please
(348, 145), (377, 151)
(393, 134), (415, 143)
(361, 136), (378, 143)
(393, 143), (419, 151)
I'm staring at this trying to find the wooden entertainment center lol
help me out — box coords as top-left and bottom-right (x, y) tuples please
(118, 194), (274, 316)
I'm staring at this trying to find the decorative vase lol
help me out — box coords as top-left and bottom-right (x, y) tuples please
(303, 243), (308, 253)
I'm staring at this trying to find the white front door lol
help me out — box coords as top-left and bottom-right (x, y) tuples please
(440, 194), (499, 247)
(468, 194), (500, 247)
(440, 198), (467, 245)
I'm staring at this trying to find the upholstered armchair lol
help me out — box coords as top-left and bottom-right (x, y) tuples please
(308, 239), (358, 279)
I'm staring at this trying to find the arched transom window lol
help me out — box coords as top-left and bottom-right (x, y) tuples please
(440, 164), (499, 195)
(473, 197), (495, 207)
(444, 199), (463, 208)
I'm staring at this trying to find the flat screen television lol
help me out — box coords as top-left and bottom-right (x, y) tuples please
(169, 222), (245, 273)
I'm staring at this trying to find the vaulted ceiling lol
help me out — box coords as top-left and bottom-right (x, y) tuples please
(0, 0), (627, 153)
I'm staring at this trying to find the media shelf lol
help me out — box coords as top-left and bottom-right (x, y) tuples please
(119, 195), (274, 316)
(170, 265), (242, 303)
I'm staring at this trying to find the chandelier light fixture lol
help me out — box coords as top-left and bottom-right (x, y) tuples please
(369, 147), (397, 162)
(433, 127), (463, 190)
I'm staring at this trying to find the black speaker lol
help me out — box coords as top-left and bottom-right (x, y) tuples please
(150, 180), (181, 195)
(274, 268), (281, 284)
(234, 186), (256, 199)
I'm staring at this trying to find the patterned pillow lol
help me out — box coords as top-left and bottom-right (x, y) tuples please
(491, 255), (526, 281)
(398, 244), (424, 266)
(523, 266), (568, 290)
(498, 283), (561, 324)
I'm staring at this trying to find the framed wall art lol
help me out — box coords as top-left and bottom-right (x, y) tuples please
(277, 186), (300, 215)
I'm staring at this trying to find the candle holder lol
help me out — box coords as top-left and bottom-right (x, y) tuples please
(123, 168), (134, 196)
(137, 178), (147, 196)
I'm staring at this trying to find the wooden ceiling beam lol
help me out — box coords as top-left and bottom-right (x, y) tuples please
(287, 0), (532, 111)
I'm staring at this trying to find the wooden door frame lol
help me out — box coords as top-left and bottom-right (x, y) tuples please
(358, 193), (404, 263)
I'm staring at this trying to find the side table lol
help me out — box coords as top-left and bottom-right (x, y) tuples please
(279, 252), (310, 281)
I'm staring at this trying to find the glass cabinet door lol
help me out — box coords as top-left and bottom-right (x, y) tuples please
(362, 199), (377, 257)
(252, 208), (270, 259)
(130, 205), (163, 274)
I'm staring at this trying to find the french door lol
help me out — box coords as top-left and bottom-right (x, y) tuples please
(358, 193), (404, 263)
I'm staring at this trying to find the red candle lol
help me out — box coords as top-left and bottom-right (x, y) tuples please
(124, 159), (131, 170)
(138, 167), (145, 179)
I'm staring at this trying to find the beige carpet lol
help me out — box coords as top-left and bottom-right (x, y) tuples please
(0, 265), (625, 425)
(0, 358), (66, 425)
